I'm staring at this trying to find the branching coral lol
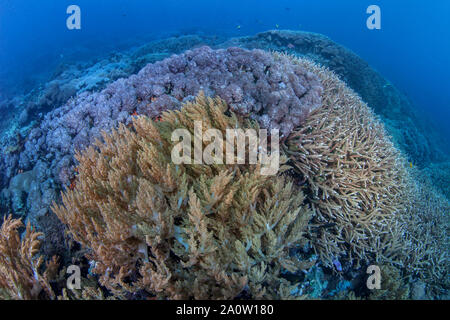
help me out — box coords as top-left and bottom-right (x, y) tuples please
(52, 94), (313, 299)
(281, 54), (448, 288)
(0, 215), (58, 299)
(397, 170), (449, 285)
(283, 55), (409, 268)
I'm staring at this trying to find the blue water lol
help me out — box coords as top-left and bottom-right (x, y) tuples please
(1, 0), (449, 145)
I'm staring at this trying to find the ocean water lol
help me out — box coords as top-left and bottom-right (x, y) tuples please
(0, 0), (448, 301)
(1, 0), (449, 146)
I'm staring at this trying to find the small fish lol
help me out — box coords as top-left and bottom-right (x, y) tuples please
(287, 43), (295, 49)
(332, 258), (343, 272)
(410, 162), (413, 168)
(275, 24), (280, 29)
(236, 25), (241, 29)
(69, 177), (77, 190)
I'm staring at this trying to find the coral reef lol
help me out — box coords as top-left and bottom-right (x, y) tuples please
(1, 47), (322, 236)
(0, 35), (223, 191)
(1, 32), (448, 246)
(0, 31), (448, 300)
(52, 94), (313, 299)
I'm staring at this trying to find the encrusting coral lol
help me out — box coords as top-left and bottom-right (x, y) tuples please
(52, 94), (313, 299)
(0, 215), (58, 299)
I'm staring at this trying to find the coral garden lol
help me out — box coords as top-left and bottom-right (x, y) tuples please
(0, 31), (448, 300)
(53, 94), (314, 299)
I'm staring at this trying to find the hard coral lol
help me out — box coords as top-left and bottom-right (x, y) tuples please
(283, 54), (410, 267)
(52, 94), (313, 299)
(399, 170), (449, 285)
(282, 54), (448, 287)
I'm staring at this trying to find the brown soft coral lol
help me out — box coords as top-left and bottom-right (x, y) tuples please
(0, 215), (57, 299)
(52, 94), (313, 299)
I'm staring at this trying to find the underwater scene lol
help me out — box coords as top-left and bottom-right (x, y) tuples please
(0, 0), (448, 303)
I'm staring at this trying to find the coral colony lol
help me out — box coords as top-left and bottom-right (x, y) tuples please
(0, 32), (448, 300)
(170, 116), (281, 176)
